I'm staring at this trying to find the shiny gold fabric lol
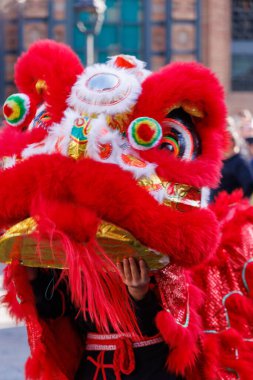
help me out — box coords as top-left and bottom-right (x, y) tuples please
(0, 218), (169, 270)
(138, 176), (201, 210)
(0, 218), (67, 269)
(67, 139), (88, 160)
(67, 116), (92, 159)
(97, 221), (169, 270)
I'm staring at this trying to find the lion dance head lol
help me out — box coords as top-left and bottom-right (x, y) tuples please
(0, 40), (226, 341)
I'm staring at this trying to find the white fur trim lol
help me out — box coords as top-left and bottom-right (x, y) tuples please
(22, 108), (78, 158)
(201, 187), (209, 208)
(68, 64), (142, 116)
(107, 55), (152, 83)
(1, 155), (17, 169)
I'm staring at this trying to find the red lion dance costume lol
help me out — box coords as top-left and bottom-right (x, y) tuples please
(0, 40), (253, 380)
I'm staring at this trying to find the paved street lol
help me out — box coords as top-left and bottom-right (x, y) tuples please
(0, 264), (29, 380)
(0, 326), (29, 380)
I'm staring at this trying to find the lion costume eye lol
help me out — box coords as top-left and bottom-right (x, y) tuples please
(160, 108), (201, 160)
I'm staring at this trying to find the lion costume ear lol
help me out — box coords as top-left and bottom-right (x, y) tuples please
(132, 62), (227, 188)
(14, 39), (84, 123)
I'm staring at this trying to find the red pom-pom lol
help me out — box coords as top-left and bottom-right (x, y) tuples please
(137, 123), (155, 142)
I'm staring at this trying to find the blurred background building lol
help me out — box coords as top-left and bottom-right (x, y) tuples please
(0, 0), (253, 115)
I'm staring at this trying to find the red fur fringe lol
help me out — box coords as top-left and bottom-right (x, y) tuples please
(156, 282), (203, 375)
(0, 124), (46, 159)
(0, 154), (219, 267)
(60, 237), (141, 336)
(29, 196), (142, 334)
